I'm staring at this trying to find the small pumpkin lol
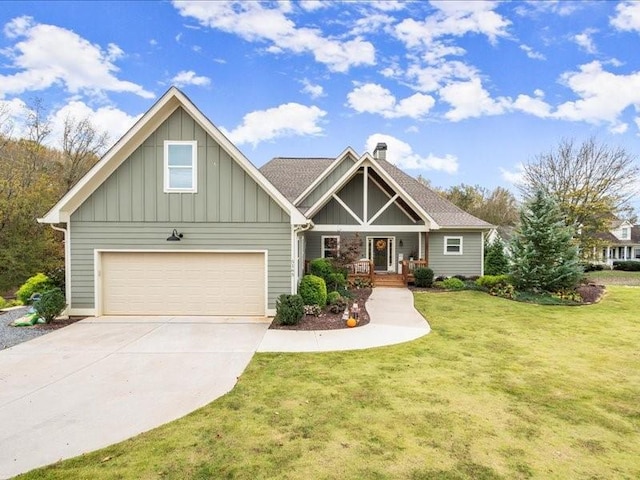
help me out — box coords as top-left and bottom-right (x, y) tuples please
(346, 317), (357, 328)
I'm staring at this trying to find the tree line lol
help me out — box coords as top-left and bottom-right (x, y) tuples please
(0, 100), (107, 294)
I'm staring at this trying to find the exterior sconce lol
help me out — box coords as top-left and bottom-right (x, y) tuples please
(399, 239), (404, 247)
(166, 229), (183, 241)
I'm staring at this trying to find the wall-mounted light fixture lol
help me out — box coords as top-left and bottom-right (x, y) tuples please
(166, 229), (183, 242)
(399, 239), (404, 248)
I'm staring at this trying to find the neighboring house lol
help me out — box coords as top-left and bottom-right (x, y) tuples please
(485, 225), (515, 251)
(39, 87), (491, 318)
(595, 219), (640, 265)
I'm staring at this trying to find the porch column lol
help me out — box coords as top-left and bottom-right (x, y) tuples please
(418, 231), (422, 260)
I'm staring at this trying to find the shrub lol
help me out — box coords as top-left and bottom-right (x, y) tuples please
(309, 258), (334, 283)
(34, 288), (66, 323)
(613, 261), (640, 271)
(581, 262), (605, 272)
(433, 281), (445, 289)
(298, 275), (328, 307)
(442, 277), (465, 290)
(413, 267), (434, 287)
(275, 294), (304, 325)
(475, 275), (511, 290)
(327, 272), (346, 291)
(16, 273), (54, 304)
(350, 277), (372, 289)
(327, 291), (342, 304)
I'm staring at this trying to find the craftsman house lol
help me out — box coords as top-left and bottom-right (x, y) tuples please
(40, 87), (491, 317)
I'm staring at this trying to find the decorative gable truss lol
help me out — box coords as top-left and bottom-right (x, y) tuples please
(301, 155), (438, 232)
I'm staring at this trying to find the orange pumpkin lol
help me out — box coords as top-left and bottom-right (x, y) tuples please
(346, 317), (357, 328)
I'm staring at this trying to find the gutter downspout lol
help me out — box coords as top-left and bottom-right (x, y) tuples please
(292, 221), (314, 293)
(48, 224), (71, 313)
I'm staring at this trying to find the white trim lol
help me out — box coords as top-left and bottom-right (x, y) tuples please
(332, 194), (364, 224)
(363, 165), (369, 223)
(368, 175), (417, 224)
(313, 224), (428, 232)
(418, 231), (422, 260)
(304, 154), (440, 229)
(94, 249), (269, 316)
(293, 147), (359, 204)
(480, 231), (485, 276)
(321, 235), (340, 258)
(444, 236), (463, 255)
(38, 87), (306, 226)
(68, 308), (96, 317)
(367, 193), (399, 225)
(164, 140), (197, 193)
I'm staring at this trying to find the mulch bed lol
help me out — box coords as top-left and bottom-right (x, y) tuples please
(270, 288), (371, 330)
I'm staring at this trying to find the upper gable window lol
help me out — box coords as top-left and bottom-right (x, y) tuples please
(164, 141), (197, 193)
(444, 236), (463, 255)
(621, 228), (629, 239)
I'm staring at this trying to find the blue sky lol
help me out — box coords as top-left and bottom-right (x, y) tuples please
(2, 1), (640, 201)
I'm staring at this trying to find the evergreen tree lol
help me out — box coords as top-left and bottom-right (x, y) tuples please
(484, 237), (509, 275)
(510, 190), (582, 292)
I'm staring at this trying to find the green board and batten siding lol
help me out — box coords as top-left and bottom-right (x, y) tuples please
(297, 155), (355, 211)
(69, 107), (291, 311)
(427, 232), (484, 277)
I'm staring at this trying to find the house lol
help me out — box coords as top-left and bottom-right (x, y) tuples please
(595, 219), (640, 265)
(485, 225), (515, 249)
(39, 87), (491, 318)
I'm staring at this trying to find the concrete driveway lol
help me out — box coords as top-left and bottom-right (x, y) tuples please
(0, 315), (269, 479)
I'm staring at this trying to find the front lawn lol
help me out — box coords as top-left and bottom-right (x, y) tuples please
(19, 287), (640, 479)
(586, 269), (640, 286)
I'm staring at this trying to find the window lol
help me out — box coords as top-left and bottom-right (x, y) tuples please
(635, 248), (640, 260)
(164, 141), (197, 192)
(322, 236), (340, 258)
(621, 228), (629, 239)
(444, 236), (463, 255)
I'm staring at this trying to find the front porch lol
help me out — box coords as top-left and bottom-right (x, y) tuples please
(345, 259), (430, 288)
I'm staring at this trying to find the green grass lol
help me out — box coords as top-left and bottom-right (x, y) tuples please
(18, 287), (640, 479)
(586, 269), (640, 285)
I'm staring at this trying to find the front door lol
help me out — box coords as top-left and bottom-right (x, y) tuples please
(368, 237), (395, 272)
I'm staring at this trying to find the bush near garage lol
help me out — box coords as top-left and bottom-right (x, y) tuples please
(34, 288), (66, 323)
(16, 273), (54, 304)
(299, 274), (328, 307)
(275, 294), (305, 325)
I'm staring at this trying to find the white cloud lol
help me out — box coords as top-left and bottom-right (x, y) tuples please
(394, 2), (510, 49)
(573, 29), (597, 54)
(554, 61), (640, 131)
(520, 44), (546, 60)
(301, 79), (324, 99)
(365, 133), (458, 174)
(222, 103), (327, 146)
(347, 83), (435, 119)
(500, 164), (525, 186)
(0, 16), (154, 99)
(47, 100), (141, 150)
(0, 97), (28, 137)
(406, 59), (477, 92)
(439, 78), (510, 121)
(171, 70), (211, 87)
(512, 93), (552, 117)
(172, 1), (375, 72)
(611, 1), (640, 32)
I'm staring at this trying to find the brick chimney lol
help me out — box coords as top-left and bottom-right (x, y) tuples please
(373, 142), (387, 161)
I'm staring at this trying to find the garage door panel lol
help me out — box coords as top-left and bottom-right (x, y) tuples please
(101, 252), (265, 316)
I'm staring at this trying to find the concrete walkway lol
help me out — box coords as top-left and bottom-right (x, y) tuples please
(259, 287), (430, 352)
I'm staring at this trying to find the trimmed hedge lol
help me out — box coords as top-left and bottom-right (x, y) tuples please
(299, 274), (328, 307)
(613, 261), (640, 271)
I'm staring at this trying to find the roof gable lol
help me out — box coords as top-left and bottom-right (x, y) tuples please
(40, 87), (306, 225)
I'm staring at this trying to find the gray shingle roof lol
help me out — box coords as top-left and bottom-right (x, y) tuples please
(260, 156), (492, 229)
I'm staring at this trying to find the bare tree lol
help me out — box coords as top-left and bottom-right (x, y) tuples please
(439, 183), (519, 226)
(519, 137), (640, 254)
(59, 115), (109, 190)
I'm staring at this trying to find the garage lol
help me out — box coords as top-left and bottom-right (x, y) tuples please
(99, 251), (266, 316)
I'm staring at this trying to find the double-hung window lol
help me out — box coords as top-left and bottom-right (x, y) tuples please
(444, 236), (463, 255)
(322, 236), (340, 258)
(621, 228), (629, 240)
(164, 141), (197, 192)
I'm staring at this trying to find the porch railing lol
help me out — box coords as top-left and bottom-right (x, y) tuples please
(401, 259), (429, 285)
(345, 259), (375, 286)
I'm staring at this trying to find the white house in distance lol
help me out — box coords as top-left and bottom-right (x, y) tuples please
(596, 220), (640, 265)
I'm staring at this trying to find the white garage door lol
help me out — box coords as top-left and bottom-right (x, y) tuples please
(101, 252), (266, 316)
